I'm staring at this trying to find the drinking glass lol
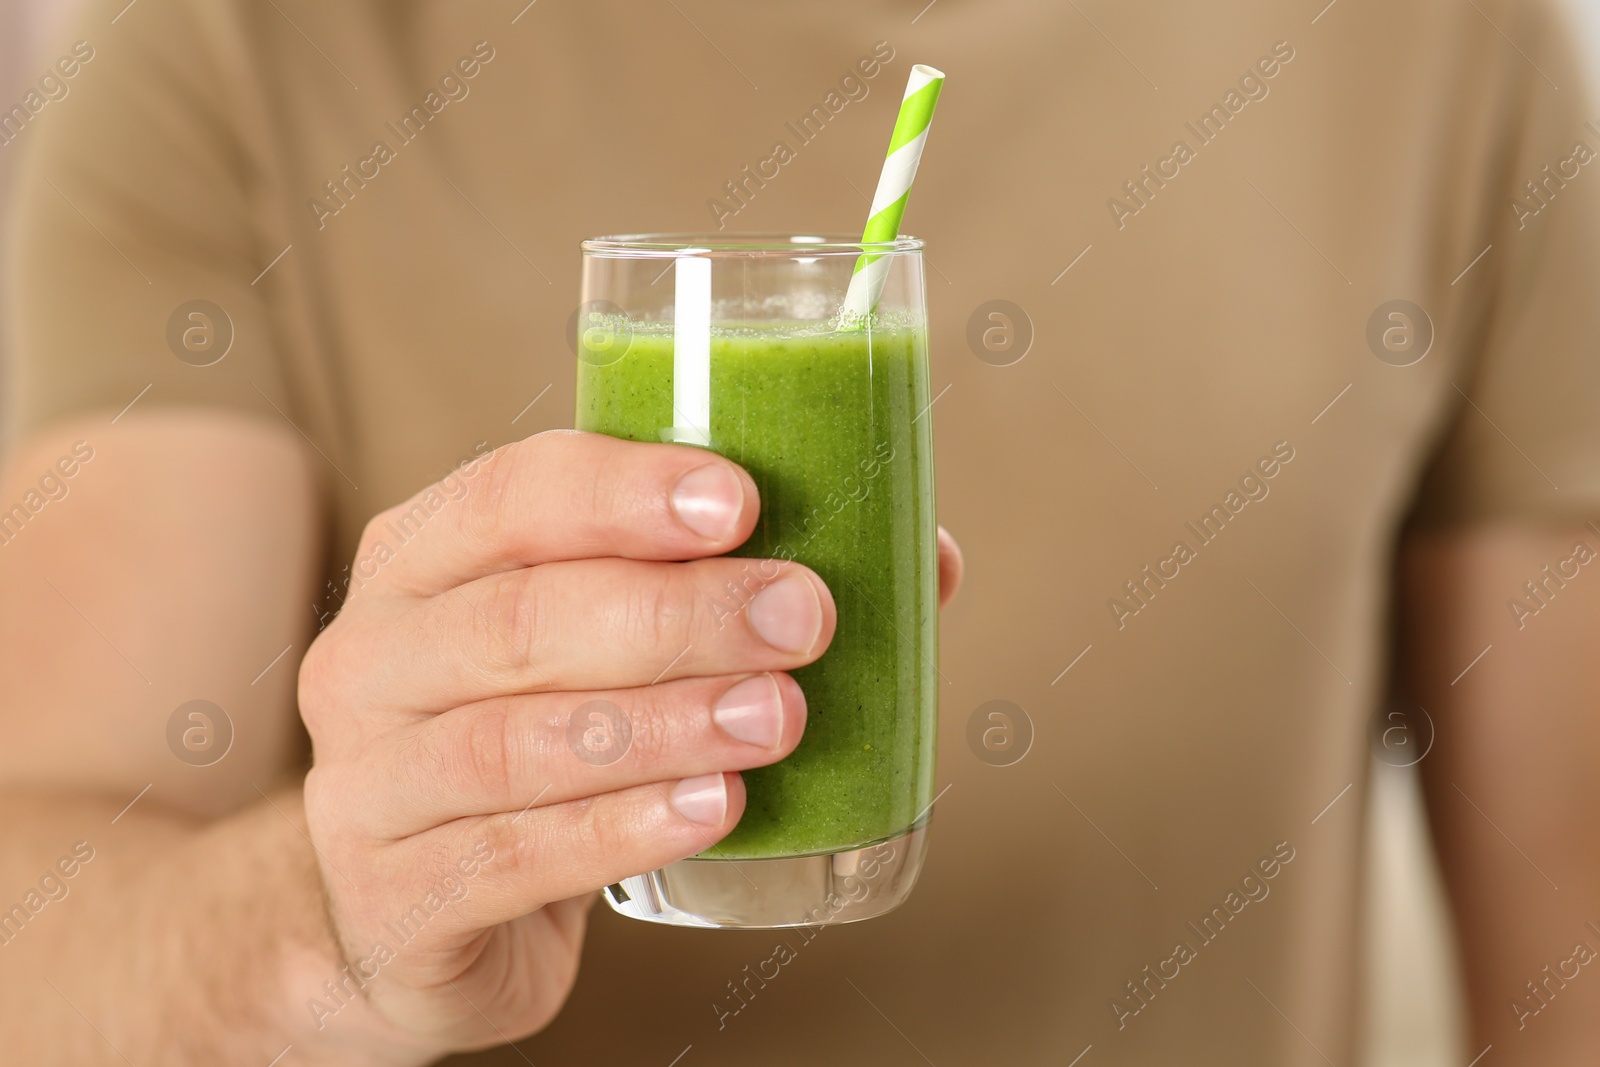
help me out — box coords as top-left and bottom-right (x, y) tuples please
(574, 233), (938, 928)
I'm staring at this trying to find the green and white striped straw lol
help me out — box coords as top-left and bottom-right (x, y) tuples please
(841, 63), (945, 321)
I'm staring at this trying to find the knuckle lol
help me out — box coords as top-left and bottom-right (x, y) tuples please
(476, 790), (645, 893)
(452, 702), (523, 806)
(583, 446), (613, 524)
(621, 575), (675, 651)
(571, 794), (632, 860)
(595, 453), (659, 535)
(477, 571), (552, 687)
(558, 432), (625, 552)
(296, 611), (383, 736)
(296, 631), (343, 738)
(482, 808), (543, 883)
(623, 565), (704, 655)
(458, 438), (530, 555)
(615, 690), (674, 769)
(355, 508), (396, 561)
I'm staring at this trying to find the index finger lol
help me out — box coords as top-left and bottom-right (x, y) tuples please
(357, 431), (758, 598)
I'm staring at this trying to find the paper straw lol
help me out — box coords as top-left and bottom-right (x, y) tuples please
(841, 63), (945, 320)
(671, 253), (712, 446)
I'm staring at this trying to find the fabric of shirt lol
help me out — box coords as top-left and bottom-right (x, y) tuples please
(6, 1), (1600, 1064)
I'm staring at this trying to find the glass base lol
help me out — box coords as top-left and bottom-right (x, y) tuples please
(602, 824), (929, 929)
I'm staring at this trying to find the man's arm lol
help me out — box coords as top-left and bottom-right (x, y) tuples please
(0, 411), (319, 813)
(1400, 523), (1600, 1058)
(0, 412), (406, 1063)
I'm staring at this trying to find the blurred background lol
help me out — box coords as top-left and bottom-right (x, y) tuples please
(3, 1), (1598, 1063)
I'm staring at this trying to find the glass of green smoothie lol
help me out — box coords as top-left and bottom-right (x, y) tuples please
(574, 233), (939, 928)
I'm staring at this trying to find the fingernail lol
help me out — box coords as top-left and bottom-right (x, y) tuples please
(672, 464), (743, 541)
(669, 773), (728, 825)
(748, 574), (823, 654)
(713, 674), (784, 748)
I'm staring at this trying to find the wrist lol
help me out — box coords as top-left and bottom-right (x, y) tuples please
(273, 941), (444, 1067)
(239, 789), (446, 1067)
(139, 788), (444, 1067)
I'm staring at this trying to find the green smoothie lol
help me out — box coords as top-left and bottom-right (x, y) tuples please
(576, 322), (937, 859)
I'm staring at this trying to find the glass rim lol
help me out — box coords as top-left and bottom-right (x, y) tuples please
(581, 232), (924, 258)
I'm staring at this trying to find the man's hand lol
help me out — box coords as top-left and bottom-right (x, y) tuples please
(0, 415), (960, 1065)
(299, 430), (845, 1053)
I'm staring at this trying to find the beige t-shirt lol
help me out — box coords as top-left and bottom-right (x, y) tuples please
(7, 1), (1600, 1063)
